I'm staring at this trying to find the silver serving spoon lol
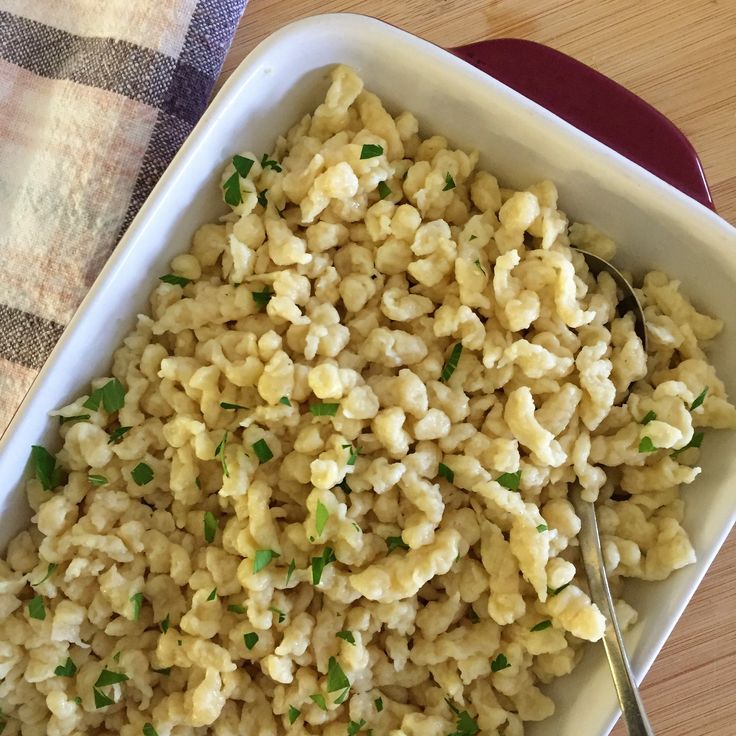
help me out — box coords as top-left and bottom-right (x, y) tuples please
(568, 253), (653, 733)
(571, 486), (655, 735)
(576, 249), (648, 352)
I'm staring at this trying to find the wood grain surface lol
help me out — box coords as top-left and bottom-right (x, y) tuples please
(218, 3), (736, 734)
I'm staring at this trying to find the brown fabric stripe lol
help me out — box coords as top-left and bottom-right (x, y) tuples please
(0, 303), (64, 370)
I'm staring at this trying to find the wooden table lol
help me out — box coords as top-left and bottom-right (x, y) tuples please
(219, 2), (736, 734)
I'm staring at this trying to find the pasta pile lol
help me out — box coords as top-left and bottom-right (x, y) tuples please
(1, 65), (734, 736)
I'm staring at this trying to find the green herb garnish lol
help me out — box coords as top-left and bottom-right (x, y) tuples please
(143, 724), (159, 736)
(310, 693), (327, 711)
(536, 524), (548, 533)
(288, 705), (300, 724)
(336, 630), (356, 645)
(342, 444), (361, 466)
(59, 414), (90, 425)
(54, 657), (77, 677)
(672, 431), (705, 457)
(252, 289), (273, 309)
(32, 562), (57, 586)
(89, 474), (108, 486)
(28, 595), (45, 620)
(219, 401), (247, 410)
(530, 619), (552, 632)
(95, 669), (128, 687)
(440, 343), (463, 382)
(112, 651), (121, 663)
(690, 387), (708, 411)
(131, 462), (153, 486)
(474, 259), (486, 275)
(360, 143), (383, 159)
(257, 189), (269, 208)
(269, 606), (286, 623)
(130, 592), (144, 621)
(223, 172), (242, 206)
(206, 588), (217, 601)
(547, 582), (570, 597)
(227, 604), (247, 614)
(641, 410), (657, 425)
(253, 549), (280, 573)
(83, 378), (125, 413)
(309, 402), (339, 417)
(316, 501), (329, 536)
(285, 558), (296, 586)
(438, 463), (454, 483)
(496, 470), (522, 491)
(93, 687), (114, 708)
(159, 274), (191, 287)
(386, 536), (409, 553)
(107, 426), (132, 444)
(159, 613), (170, 633)
(279, 396), (291, 406)
(244, 632), (259, 650)
(233, 155), (254, 178)
(203, 511), (217, 543)
(338, 478), (352, 495)
(491, 653), (511, 673)
(327, 656), (350, 692)
(30, 445), (61, 491)
(377, 181), (391, 199)
(215, 431), (229, 477)
(260, 153), (282, 172)
(638, 436), (657, 453)
(311, 546), (336, 585)
(443, 172), (456, 191)
(374, 697), (384, 712)
(252, 438), (273, 464)
(348, 720), (367, 735)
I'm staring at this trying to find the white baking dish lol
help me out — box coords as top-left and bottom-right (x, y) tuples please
(1, 13), (734, 736)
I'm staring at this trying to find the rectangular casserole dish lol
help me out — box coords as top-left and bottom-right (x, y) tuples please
(1, 13), (734, 735)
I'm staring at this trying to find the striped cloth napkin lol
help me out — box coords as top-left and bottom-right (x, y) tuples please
(0, 0), (247, 435)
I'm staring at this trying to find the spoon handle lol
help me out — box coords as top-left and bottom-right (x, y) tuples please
(571, 489), (655, 736)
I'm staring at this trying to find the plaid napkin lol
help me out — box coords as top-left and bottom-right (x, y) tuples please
(0, 0), (247, 435)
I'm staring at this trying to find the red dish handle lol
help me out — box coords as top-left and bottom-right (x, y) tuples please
(451, 39), (715, 211)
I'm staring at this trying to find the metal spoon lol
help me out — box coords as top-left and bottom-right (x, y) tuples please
(571, 486), (655, 736)
(576, 249), (648, 352)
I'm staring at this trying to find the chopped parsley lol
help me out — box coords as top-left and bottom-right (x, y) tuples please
(227, 603), (247, 614)
(260, 153), (283, 172)
(159, 613), (170, 633)
(315, 501), (329, 536)
(342, 443), (361, 466)
(638, 436), (657, 453)
(253, 549), (280, 573)
(219, 401), (247, 410)
(440, 343), (463, 382)
(269, 606), (286, 623)
(252, 289), (273, 309)
(348, 720), (367, 735)
(223, 172), (242, 206)
(377, 181), (391, 200)
(108, 425), (133, 444)
(385, 536), (409, 553)
(54, 657), (77, 677)
(496, 470), (522, 491)
(491, 653), (511, 673)
(112, 651), (121, 663)
(530, 619), (552, 632)
(143, 724), (159, 736)
(131, 462), (153, 486)
(536, 524), (548, 533)
(334, 686), (350, 705)
(672, 431), (704, 457)
(309, 402), (339, 417)
(374, 696), (384, 712)
(338, 478), (352, 495)
(690, 387), (708, 411)
(159, 274), (191, 287)
(310, 693), (327, 711)
(443, 172), (456, 191)
(215, 431), (229, 477)
(203, 511), (218, 543)
(95, 669), (128, 687)
(32, 562), (57, 586)
(130, 592), (144, 621)
(548, 582), (570, 597)
(311, 546), (336, 585)
(206, 588), (217, 601)
(88, 474), (108, 486)
(360, 143), (383, 159)
(59, 414), (90, 425)
(450, 710), (479, 736)
(244, 632), (259, 650)
(257, 189), (269, 208)
(438, 462), (454, 483)
(288, 705), (300, 724)
(336, 630), (356, 645)
(93, 687), (115, 708)
(285, 558), (297, 586)
(83, 378), (125, 413)
(252, 438), (273, 464)
(28, 595), (45, 620)
(279, 395), (291, 406)
(474, 259), (486, 275)
(327, 656), (350, 693)
(30, 445), (61, 491)
(469, 234), (478, 241)
(152, 667), (171, 677)
(233, 154), (254, 178)
(641, 410), (657, 425)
